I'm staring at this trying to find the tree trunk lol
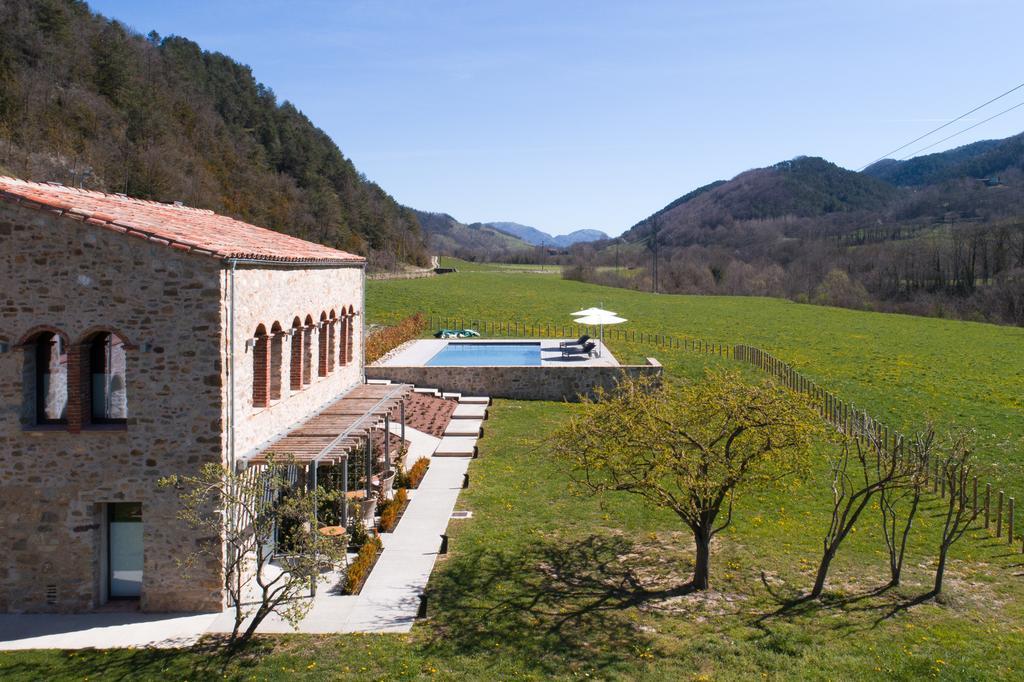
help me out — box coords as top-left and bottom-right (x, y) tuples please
(692, 531), (710, 590)
(933, 546), (949, 596)
(811, 548), (836, 598)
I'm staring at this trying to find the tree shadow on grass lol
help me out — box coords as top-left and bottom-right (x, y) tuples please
(0, 638), (272, 681)
(420, 534), (693, 676)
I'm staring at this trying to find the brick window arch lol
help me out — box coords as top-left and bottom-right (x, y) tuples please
(318, 312), (329, 377)
(289, 317), (304, 391)
(252, 324), (270, 408)
(269, 322), (284, 401)
(84, 331), (128, 424)
(302, 315), (314, 384)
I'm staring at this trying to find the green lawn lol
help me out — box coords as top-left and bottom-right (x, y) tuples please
(371, 260), (1024, 489)
(4, 262), (1023, 680)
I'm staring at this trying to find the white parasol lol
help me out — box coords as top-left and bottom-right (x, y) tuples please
(572, 311), (627, 358)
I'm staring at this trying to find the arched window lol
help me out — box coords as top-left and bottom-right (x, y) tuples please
(269, 322), (284, 401)
(318, 312), (329, 377)
(302, 315), (314, 384)
(289, 317), (304, 391)
(87, 332), (128, 423)
(327, 311), (337, 374)
(32, 332), (68, 424)
(252, 324), (269, 408)
(338, 310), (349, 367)
(346, 306), (356, 364)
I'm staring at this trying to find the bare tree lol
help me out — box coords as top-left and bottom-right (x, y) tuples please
(160, 457), (344, 646)
(878, 430), (931, 587)
(811, 434), (910, 599)
(932, 433), (980, 597)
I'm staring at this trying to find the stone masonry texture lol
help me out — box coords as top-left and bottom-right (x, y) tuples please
(0, 200), (365, 613)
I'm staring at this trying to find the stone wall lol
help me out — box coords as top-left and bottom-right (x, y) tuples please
(0, 201), (226, 613)
(228, 264), (364, 457)
(366, 359), (662, 401)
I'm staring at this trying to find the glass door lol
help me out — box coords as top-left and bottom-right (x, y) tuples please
(108, 502), (143, 598)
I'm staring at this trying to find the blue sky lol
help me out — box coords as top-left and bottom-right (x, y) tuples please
(90, 0), (1024, 236)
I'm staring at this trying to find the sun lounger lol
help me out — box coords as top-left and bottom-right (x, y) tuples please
(561, 340), (597, 358)
(434, 328), (480, 339)
(559, 334), (590, 348)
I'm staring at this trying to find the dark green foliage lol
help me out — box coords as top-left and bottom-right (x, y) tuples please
(0, 0), (427, 269)
(864, 134), (1024, 187)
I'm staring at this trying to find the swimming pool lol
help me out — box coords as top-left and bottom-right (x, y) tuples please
(426, 342), (542, 366)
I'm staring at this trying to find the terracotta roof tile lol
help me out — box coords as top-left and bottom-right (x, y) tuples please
(0, 176), (365, 265)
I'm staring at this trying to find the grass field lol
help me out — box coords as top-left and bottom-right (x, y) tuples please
(370, 259), (1024, 489)
(3, 261), (1023, 680)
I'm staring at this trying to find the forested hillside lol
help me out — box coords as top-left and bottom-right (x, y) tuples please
(571, 147), (1024, 325)
(0, 0), (428, 269)
(413, 209), (543, 261)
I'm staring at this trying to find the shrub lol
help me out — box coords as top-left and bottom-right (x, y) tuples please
(365, 313), (426, 364)
(407, 457), (430, 489)
(344, 535), (383, 595)
(378, 488), (409, 533)
(348, 518), (371, 550)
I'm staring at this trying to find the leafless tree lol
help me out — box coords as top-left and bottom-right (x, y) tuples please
(931, 433), (980, 597)
(878, 430), (931, 587)
(811, 433), (910, 599)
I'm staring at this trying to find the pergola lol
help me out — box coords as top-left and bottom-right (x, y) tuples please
(240, 381), (413, 527)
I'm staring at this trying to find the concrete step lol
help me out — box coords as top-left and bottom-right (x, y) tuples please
(459, 396), (491, 405)
(441, 392), (462, 401)
(413, 387), (441, 397)
(366, 379), (392, 385)
(444, 419), (483, 437)
(433, 436), (478, 457)
(451, 404), (488, 420)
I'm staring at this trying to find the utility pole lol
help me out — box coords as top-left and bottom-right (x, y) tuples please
(649, 218), (660, 294)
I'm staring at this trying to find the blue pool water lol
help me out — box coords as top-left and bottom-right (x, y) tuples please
(426, 342), (542, 366)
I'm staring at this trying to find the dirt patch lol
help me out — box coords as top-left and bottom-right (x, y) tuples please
(404, 392), (457, 438)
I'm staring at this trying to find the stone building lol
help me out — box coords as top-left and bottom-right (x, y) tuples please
(0, 177), (369, 613)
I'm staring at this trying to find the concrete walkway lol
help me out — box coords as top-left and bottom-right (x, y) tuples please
(0, 612), (219, 650)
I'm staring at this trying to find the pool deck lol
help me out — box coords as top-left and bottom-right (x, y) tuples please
(376, 339), (621, 368)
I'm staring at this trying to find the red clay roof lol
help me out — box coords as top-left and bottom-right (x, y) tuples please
(0, 177), (365, 265)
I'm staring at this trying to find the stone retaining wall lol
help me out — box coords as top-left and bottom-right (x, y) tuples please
(366, 358), (662, 401)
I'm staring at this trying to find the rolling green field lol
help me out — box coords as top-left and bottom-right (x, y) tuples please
(4, 261), (1023, 680)
(370, 259), (1024, 488)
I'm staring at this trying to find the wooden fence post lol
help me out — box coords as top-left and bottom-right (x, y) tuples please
(985, 484), (991, 529)
(972, 476), (978, 514)
(1007, 497), (1015, 544)
(997, 490), (1004, 537)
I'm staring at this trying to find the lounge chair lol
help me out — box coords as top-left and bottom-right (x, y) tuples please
(561, 340), (597, 358)
(559, 334), (590, 348)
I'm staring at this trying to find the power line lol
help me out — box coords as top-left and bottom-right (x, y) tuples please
(857, 79), (1024, 170)
(899, 99), (1024, 159)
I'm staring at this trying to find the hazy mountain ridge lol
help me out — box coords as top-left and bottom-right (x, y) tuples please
(486, 221), (609, 248)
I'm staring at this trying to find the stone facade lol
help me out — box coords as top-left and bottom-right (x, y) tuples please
(0, 201), (365, 613)
(365, 359), (662, 402)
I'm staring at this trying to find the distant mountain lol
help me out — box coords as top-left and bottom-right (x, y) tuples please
(486, 222), (609, 248)
(863, 133), (1024, 186)
(621, 156), (899, 247)
(412, 210), (533, 258)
